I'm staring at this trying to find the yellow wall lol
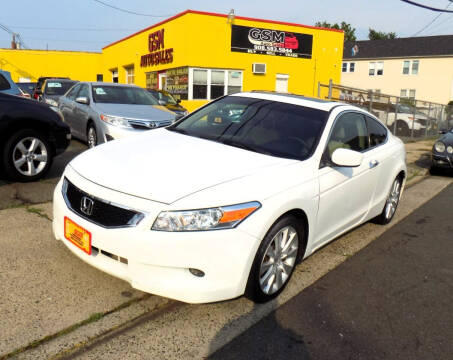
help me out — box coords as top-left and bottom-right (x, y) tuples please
(102, 11), (344, 111)
(341, 57), (453, 105)
(0, 49), (102, 83)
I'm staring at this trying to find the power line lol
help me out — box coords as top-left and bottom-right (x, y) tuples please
(423, 12), (453, 33)
(401, 0), (453, 13)
(91, 0), (172, 17)
(411, 2), (451, 36)
(5, 25), (140, 32)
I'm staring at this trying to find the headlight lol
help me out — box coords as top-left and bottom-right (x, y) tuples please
(434, 141), (446, 153)
(152, 201), (261, 231)
(45, 98), (58, 107)
(447, 146), (453, 154)
(100, 114), (131, 128)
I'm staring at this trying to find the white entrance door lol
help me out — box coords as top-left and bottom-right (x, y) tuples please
(275, 74), (289, 93)
(159, 73), (167, 90)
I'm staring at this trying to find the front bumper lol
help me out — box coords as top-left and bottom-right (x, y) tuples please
(52, 168), (260, 304)
(432, 153), (453, 168)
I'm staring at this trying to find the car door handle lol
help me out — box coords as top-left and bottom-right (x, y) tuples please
(369, 160), (379, 168)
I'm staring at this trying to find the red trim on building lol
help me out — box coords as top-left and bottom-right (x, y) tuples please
(102, 9), (343, 50)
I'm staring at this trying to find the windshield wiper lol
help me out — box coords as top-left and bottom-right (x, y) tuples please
(221, 139), (271, 155)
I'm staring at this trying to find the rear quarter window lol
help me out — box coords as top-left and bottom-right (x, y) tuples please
(0, 75), (12, 90)
(367, 116), (387, 147)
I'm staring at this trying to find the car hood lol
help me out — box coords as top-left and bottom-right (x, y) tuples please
(440, 131), (453, 145)
(93, 103), (176, 121)
(165, 103), (187, 113)
(69, 129), (296, 204)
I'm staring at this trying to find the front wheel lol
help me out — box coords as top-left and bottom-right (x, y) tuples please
(3, 129), (53, 182)
(87, 124), (97, 148)
(373, 177), (402, 225)
(246, 215), (303, 303)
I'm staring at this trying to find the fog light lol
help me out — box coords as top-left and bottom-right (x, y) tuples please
(189, 268), (205, 277)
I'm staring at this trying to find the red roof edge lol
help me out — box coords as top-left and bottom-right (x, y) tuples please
(102, 9), (343, 50)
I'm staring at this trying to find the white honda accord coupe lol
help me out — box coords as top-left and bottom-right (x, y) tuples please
(53, 92), (406, 303)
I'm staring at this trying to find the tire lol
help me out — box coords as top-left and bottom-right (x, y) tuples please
(429, 166), (440, 176)
(245, 215), (304, 303)
(396, 121), (410, 137)
(373, 176), (403, 225)
(2, 129), (53, 182)
(87, 123), (97, 148)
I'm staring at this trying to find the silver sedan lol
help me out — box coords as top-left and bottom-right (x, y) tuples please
(58, 82), (177, 148)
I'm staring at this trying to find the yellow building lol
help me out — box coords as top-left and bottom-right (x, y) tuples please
(0, 10), (344, 112)
(0, 49), (103, 83)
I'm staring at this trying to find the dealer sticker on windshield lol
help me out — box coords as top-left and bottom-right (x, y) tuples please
(64, 217), (92, 255)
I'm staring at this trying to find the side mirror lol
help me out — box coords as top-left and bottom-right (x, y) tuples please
(439, 129), (447, 135)
(76, 96), (90, 105)
(176, 99), (181, 104)
(158, 99), (166, 106)
(331, 148), (363, 168)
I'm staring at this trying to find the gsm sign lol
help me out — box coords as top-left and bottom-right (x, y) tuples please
(148, 29), (165, 52)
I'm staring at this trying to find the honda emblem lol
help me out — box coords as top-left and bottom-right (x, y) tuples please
(80, 196), (94, 216)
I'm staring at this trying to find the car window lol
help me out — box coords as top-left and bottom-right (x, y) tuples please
(327, 112), (369, 157)
(44, 81), (76, 96)
(367, 117), (387, 147)
(92, 86), (158, 105)
(169, 96), (328, 160)
(0, 75), (11, 90)
(66, 84), (81, 100)
(77, 84), (90, 99)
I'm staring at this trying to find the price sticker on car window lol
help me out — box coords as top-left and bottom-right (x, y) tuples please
(48, 82), (62, 88)
(95, 88), (106, 95)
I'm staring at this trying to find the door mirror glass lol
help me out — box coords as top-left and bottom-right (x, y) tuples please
(331, 148), (363, 167)
(76, 96), (89, 105)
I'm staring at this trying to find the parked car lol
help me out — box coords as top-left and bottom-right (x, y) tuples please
(39, 79), (78, 107)
(0, 70), (22, 96)
(147, 89), (189, 119)
(431, 128), (453, 173)
(0, 92), (71, 181)
(33, 76), (69, 100)
(16, 82), (37, 97)
(53, 92), (406, 304)
(58, 82), (177, 148)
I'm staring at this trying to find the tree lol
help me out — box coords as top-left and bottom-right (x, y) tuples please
(315, 21), (356, 42)
(368, 29), (397, 40)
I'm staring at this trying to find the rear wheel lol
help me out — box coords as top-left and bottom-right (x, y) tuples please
(3, 129), (53, 182)
(246, 215), (303, 303)
(396, 121), (410, 137)
(374, 177), (402, 225)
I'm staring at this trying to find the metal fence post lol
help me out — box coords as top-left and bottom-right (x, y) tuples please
(369, 90), (373, 113)
(317, 81), (321, 99)
(426, 102), (432, 138)
(393, 97), (399, 135)
(328, 79), (333, 100)
(410, 100), (417, 139)
(385, 96), (391, 127)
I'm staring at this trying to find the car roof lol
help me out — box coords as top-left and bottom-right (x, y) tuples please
(82, 82), (139, 87)
(233, 92), (345, 112)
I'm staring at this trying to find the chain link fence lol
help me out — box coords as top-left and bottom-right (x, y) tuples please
(318, 81), (453, 141)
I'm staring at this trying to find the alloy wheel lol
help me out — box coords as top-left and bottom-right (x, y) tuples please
(87, 126), (97, 148)
(12, 137), (48, 176)
(385, 178), (401, 220)
(259, 225), (299, 295)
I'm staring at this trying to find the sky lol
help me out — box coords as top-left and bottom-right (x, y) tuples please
(1, 0), (453, 52)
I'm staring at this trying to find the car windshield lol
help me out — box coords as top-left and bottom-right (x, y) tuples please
(168, 96), (328, 160)
(44, 81), (76, 95)
(148, 89), (178, 105)
(92, 86), (159, 105)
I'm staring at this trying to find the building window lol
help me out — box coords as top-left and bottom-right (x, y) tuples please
(96, 74), (103, 82)
(125, 66), (135, 84)
(403, 60), (419, 75)
(400, 89), (416, 100)
(210, 70), (225, 99)
(376, 62), (383, 75)
(111, 69), (118, 83)
(193, 69), (208, 99)
(411, 60), (419, 75)
(369, 62), (375, 76)
(190, 68), (243, 100)
(146, 72), (158, 89)
(342, 62), (355, 73)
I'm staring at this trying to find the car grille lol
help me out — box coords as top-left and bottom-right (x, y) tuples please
(62, 178), (144, 228)
(129, 119), (172, 130)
